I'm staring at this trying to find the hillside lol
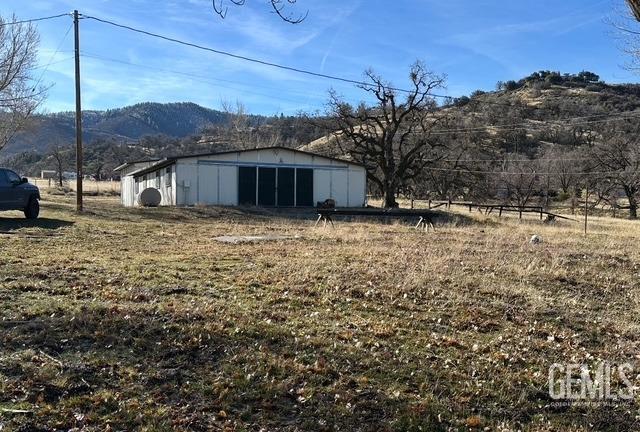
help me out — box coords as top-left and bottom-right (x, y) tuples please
(4, 102), (238, 156)
(303, 72), (640, 156)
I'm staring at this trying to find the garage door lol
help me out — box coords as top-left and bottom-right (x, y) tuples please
(296, 168), (314, 207)
(258, 167), (276, 206)
(238, 166), (256, 205)
(277, 168), (295, 207)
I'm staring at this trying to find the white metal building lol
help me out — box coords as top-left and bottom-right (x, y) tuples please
(114, 147), (367, 208)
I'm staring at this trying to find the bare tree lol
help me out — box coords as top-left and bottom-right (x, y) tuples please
(543, 147), (583, 195)
(47, 144), (71, 187)
(0, 14), (44, 151)
(327, 62), (447, 208)
(608, 1), (640, 70)
(212, 0), (307, 23)
(220, 99), (261, 149)
(628, 0), (640, 21)
(417, 129), (495, 201)
(221, 99), (249, 133)
(499, 158), (542, 208)
(589, 134), (640, 218)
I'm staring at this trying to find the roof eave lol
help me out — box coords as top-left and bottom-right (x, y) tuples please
(113, 158), (162, 173)
(130, 159), (177, 178)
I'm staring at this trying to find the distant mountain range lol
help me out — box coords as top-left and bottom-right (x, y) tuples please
(4, 102), (245, 155)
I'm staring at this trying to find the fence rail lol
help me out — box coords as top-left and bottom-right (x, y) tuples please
(409, 199), (577, 222)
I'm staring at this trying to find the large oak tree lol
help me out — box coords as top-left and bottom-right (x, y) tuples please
(589, 132), (640, 219)
(327, 62), (447, 208)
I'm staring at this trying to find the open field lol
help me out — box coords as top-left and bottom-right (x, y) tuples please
(30, 180), (121, 195)
(1, 195), (639, 431)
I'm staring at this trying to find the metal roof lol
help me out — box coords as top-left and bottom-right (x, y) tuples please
(113, 159), (161, 173)
(127, 146), (364, 178)
(128, 158), (177, 178)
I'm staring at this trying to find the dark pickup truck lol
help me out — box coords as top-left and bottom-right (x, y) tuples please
(0, 168), (40, 219)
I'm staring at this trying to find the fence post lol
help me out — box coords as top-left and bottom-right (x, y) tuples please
(584, 186), (589, 235)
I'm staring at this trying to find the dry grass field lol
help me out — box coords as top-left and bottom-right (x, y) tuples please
(0, 195), (639, 431)
(30, 180), (121, 195)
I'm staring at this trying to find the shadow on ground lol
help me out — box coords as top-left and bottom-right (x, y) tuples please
(0, 308), (446, 431)
(0, 217), (74, 232)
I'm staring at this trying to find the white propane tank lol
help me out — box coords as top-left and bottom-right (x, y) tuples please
(138, 188), (162, 207)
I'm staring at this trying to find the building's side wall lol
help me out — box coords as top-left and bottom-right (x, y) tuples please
(175, 161), (240, 206)
(312, 165), (366, 207)
(218, 165), (237, 205)
(180, 162), (239, 206)
(348, 165), (367, 207)
(132, 148), (366, 208)
(126, 165), (176, 207)
(158, 165), (175, 206)
(122, 176), (136, 207)
(119, 162), (159, 207)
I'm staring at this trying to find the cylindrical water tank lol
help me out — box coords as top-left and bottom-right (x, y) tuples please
(138, 188), (162, 207)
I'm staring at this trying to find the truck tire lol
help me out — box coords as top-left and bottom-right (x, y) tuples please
(24, 197), (40, 219)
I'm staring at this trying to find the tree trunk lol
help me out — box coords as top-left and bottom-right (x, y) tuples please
(629, 196), (638, 219)
(624, 186), (638, 219)
(383, 183), (398, 208)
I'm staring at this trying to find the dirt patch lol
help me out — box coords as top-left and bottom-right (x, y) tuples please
(214, 235), (302, 244)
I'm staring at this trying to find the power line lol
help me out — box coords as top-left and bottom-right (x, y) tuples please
(0, 12), (615, 120)
(80, 12), (536, 110)
(75, 12), (612, 116)
(427, 111), (640, 136)
(33, 23), (73, 90)
(0, 13), (70, 27)
(13, 11), (638, 138)
(78, 46), (626, 129)
(433, 157), (593, 163)
(425, 167), (620, 176)
(79, 52), (329, 104)
(81, 14), (420, 93)
(31, 56), (74, 70)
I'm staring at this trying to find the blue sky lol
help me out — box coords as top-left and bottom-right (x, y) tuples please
(2, 0), (637, 115)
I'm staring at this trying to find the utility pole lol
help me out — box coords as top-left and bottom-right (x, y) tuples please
(74, 10), (83, 212)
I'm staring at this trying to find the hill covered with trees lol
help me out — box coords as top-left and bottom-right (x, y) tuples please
(3, 102), (240, 156)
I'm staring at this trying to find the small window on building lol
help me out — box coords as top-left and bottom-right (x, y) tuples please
(166, 167), (172, 188)
(134, 177), (140, 194)
(155, 171), (161, 188)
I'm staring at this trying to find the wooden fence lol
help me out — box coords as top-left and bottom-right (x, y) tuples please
(410, 199), (577, 222)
